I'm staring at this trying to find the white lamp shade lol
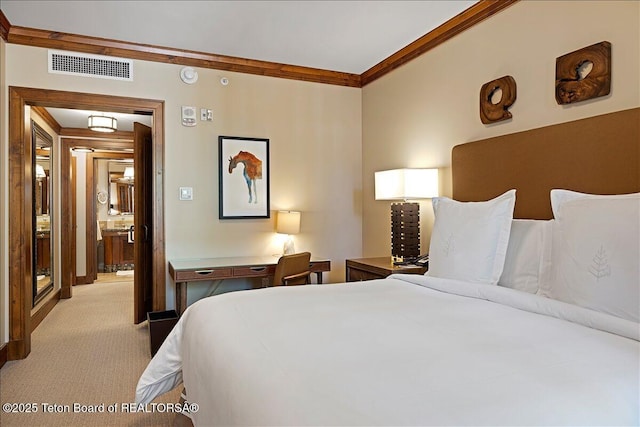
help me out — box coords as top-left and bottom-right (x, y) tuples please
(123, 166), (134, 180)
(374, 168), (439, 200)
(276, 211), (301, 235)
(35, 164), (46, 179)
(88, 115), (117, 132)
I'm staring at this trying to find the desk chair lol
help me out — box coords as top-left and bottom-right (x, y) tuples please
(273, 252), (311, 286)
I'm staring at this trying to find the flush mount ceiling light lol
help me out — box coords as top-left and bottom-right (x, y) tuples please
(88, 115), (117, 132)
(71, 146), (95, 153)
(180, 66), (198, 84)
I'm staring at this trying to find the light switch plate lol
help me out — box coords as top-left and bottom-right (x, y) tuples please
(179, 187), (193, 201)
(200, 108), (213, 121)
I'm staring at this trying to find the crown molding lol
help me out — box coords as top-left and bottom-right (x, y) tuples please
(3, 0), (518, 87)
(361, 0), (519, 86)
(0, 10), (10, 41)
(6, 25), (362, 87)
(31, 106), (62, 134)
(60, 128), (134, 141)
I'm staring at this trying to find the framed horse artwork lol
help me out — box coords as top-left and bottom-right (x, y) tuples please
(218, 136), (270, 219)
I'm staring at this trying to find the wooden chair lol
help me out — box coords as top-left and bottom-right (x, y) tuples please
(272, 252), (311, 286)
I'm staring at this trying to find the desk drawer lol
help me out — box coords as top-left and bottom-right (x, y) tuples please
(310, 260), (330, 272)
(233, 265), (275, 277)
(347, 268), (385, 282)
(174, 268), (233, 281)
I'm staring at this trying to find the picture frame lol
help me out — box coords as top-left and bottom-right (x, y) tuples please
(219, 136), (270, 219)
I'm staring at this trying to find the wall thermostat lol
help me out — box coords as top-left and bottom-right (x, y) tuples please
(181, 106), (197, 127)
(179, 187), (193, 201)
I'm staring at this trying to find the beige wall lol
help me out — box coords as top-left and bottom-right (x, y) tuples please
(0, 43), (362, 328)
(362, 0), (640, 257)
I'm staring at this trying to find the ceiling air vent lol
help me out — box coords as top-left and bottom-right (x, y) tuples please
(48, 50), (133, 81)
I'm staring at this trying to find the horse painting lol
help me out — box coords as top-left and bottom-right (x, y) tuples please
(228, 151), (263, 204)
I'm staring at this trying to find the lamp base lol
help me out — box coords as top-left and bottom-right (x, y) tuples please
(390, 202), (420, 261)
(283, 236), (295, 255)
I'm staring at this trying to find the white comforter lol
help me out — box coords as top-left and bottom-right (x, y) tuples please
(136, 275), (639, 426)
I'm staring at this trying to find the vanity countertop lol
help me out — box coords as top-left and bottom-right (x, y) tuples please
(101, 228), (132, 233)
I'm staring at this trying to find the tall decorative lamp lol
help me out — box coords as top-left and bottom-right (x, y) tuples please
(276, 210), (301, 255)
(375, 169), (438, 264)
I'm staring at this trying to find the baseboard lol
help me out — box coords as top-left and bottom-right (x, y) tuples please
(0, 343), (7, 369)
(75, 275), (92, 285)
(7, 338), (26, 361)
(31, 289), (61, 332)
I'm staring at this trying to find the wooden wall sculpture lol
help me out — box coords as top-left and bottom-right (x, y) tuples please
(479, 75), (517, 124)
(555, 41), (611, 105)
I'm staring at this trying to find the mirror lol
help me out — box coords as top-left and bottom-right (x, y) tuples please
(108, 160), (134, 215)
(33, 120), (54, 306)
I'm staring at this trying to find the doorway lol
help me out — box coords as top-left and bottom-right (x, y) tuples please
(7, 87), (166, 360)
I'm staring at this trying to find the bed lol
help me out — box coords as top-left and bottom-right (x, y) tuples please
(136, 108), (639, 426)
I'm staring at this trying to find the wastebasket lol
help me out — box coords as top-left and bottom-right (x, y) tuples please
(147, 310), (179, 357)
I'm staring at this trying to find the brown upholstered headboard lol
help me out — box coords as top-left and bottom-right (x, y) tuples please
(452, 108), (640, 219)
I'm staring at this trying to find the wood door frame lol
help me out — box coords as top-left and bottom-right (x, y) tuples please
(8, 86), (166, 360)
(60, 139), (134, 285)
(86, 149), (134, 283)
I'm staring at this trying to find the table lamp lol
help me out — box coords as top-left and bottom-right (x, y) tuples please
(374, 168), (438, 263)
(276, 210), (301, 255)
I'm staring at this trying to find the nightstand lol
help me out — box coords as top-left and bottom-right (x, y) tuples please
(345, 257), (428, 282)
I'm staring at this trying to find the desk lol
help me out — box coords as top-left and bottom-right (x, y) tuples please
(169, 256), (331, 314)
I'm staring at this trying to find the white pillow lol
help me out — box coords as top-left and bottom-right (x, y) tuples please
(498, 219), (552, 294)
(542, 190), (639, 322)
(427, 189), (516, 285)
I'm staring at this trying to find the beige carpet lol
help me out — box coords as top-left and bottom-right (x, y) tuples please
(0, 275), (182, 426)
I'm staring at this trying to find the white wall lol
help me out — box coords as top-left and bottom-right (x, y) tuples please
(74, 151), (87, 276)
(362, 0), (640, 258)
(1, 44), (362, 323)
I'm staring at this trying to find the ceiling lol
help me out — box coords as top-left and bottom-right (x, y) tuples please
(1, 0), (477, 75)
(3, 1), (478, 129)
(46, 108), (152, 133)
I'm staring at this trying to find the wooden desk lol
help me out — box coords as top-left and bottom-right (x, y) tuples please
(169, 256), (331, 314)
(346, 257), (427, 282)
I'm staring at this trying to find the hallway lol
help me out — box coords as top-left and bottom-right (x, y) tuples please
(0, 275), (181, 426)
